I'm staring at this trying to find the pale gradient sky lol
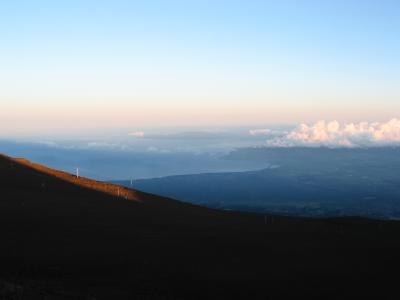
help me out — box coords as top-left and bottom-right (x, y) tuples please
(1, 0), (399, 136)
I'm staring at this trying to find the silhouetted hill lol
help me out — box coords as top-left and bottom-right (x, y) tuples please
(1, 154), (400, 299)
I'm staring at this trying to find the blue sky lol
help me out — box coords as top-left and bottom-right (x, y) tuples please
(1, 0), (399, 136)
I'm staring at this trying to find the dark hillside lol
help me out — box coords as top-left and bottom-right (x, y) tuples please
(0, 154), (400, 299)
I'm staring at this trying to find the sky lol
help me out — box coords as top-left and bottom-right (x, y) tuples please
(1, 0), (399, 137)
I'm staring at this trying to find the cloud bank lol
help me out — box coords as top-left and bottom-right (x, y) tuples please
(264, 119), (400, 148)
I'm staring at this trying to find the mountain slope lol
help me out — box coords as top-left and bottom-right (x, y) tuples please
(1, 154), (400, 299)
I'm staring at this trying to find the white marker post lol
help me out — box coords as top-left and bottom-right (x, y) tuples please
(76, 168), (79, 178)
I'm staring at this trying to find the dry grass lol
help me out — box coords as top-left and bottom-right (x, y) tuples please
(11, 156), (141, 202)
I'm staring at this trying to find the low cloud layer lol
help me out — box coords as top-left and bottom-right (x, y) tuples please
(128, 131), (145, 138)
(249, 128), (285, 137)
(264, 119), (400, 148)
(249, 129), (272, 136)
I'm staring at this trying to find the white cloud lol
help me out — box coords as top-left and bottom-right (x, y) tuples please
(86, 142), (130, 151)
(249, 129), (271, 136)
(265, 118), (400, 148)
(249, 128), (286, 137)
(35, 141), (61, 148)
(147, 146), (170, 153)
(128, 131), (145, 138)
